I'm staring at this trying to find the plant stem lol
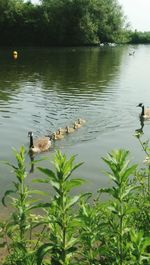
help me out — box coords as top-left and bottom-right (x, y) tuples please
(119, 214), (123, 265)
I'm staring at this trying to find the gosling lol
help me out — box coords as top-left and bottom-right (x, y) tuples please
(52, 132), (64, 140)
(65, 126), (75, 133)
(78, 118), (86, 124)
(56, 128), (66, 135)
(74, 121), (82, 129)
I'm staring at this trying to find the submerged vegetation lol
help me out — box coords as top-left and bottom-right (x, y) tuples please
(0, 132), (150, 264)
(0, 0), (139, 46)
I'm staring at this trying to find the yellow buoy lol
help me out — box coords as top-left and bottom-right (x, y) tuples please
(13, 50), (18, 59)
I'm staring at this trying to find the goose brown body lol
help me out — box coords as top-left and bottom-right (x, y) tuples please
(28, 131), (52, 153)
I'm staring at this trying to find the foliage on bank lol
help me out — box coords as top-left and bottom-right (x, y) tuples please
(0, 0), (125, 46)
(0, 131), (150, 264)
(1, 0), (150, 46)
(127, 30), (150, 44)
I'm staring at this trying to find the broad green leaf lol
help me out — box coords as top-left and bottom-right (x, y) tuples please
(65, 195), (81, 210)
(50, 180), (60, 192)
(28, 190), (48, 196)
(65, 178), (85, 191)
(36, 243), (52, 265)
(14, 242), (27, 253)
(33, 178), (49, 183)
(28, 202), (51, 210)
(65, 162), (84, 181)
(38, 167), (56, 181)
(2, 189), (16, 206)
(121, 164), (137, 182)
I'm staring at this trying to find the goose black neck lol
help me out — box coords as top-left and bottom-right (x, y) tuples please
(29, 135), (34, 148)
(141, 105), (144, 116)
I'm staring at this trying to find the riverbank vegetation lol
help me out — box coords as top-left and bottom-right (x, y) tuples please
(1, 0), (150, 46)
(0, 132), (149, 264)
(127, 31), (150, 44)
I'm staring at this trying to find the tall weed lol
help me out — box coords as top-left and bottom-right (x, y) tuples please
(0, 146), (149, 265)
(1, 147), (45, 265)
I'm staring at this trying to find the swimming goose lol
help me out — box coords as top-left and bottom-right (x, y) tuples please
(137, 103), (150, 119)
(65, 126), (75, 133)
(28, 131), (52, 153)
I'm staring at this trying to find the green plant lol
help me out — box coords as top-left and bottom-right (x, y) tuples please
(99, 149), (138, 265)
(129, 229), (150, 265)
(35, 150), (86, 265)
(0, 145), (149, 265)
(131, 131), (150, 250)
(1, 147), (45, 265)
(77, 198), (107, 265)
(134, 130), (150, 193)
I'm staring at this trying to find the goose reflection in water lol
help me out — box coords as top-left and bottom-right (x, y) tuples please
(135, 116), (144, 135)
(29, 151), (35, 173)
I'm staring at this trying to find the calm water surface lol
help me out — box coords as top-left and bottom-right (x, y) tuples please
(0, 45), (150, 208)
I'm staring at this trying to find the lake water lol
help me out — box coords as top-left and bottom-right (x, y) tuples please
(0, 45), (150, 209)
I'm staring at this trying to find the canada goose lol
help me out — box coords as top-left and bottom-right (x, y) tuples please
(77, 118), (86, 124)
(65, 126), (75, 133)
(137, 103), (150, 119)
(52, 132), (64, 140)
(28, 131), (52, 153)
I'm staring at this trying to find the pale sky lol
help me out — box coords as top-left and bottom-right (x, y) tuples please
(118, 0), (150, 31)
(31, 0), (150, 32)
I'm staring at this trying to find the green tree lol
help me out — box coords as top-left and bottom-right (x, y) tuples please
(41, 0), (125, 45)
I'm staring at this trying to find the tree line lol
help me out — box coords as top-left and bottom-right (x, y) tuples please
(0, 0), (126, 46)
(0, 0), (150, 46)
